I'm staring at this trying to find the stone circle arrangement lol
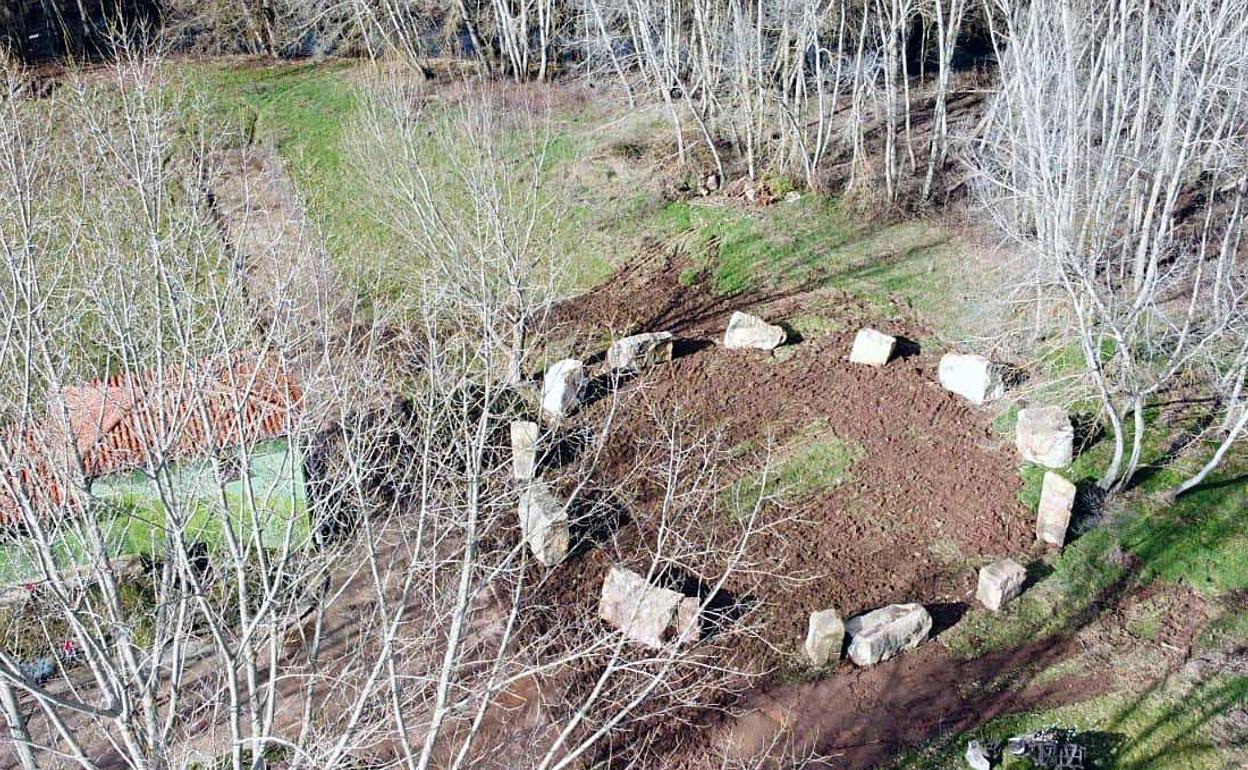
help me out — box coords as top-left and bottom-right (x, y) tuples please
(512, 311), (1080, 667)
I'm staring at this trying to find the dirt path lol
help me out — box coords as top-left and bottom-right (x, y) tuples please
(208, 148), (343, 341)
(694, 637), (1106, 769)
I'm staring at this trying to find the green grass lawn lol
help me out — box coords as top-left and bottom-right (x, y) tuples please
(929, 408), (1248, 768)
(180, 60), (977, 317)
(721, 421), (865, 518)
(184, 61), (382, 269)
(892, 672), (1248, 770)
(183, 61), (629, 293)
(90, 438), (309, 555)
(652, 196), (976, 341)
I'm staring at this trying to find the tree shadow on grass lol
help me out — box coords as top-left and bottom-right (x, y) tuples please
(1127, 404), (1219, 492)
(1095, 671), (1248, 770)
(675, 530), (1157, 770)
(1180, 473), (1248, 497)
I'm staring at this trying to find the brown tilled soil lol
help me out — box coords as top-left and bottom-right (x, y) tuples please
(520, 247), (1059, 765)
(544, 246), (1032, 647)
(691, 638), (1107, 769)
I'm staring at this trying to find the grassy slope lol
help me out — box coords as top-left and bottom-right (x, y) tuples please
(894, 673), (1248, 770)
(656, 198), (968, 335)
(184, 61), (382, 266)
(182, 60), (1248, 769)
(909, 402), (1248, 768)
(184, 60), (640, 292)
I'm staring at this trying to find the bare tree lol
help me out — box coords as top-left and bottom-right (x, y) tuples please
(575, 0), (974, 200)
(163, 0), (320, 56)
(0, 43), (794, 770)
(332, 71), (795, 769)
(969, 0), (1248, 493)
(0, 47), (375, 770)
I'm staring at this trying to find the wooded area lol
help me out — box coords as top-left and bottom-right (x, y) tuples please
(1, 2), (1246, 769)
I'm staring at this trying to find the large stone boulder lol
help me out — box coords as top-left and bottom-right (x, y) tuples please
(510, 421), (539, 481)
(965, 740), (993, 770)
(518, 482), (570, 566)
(1016, 407), (1075, 468)
(1036, 472), (1077, 547)
(598, 567), (700, 649)
(803, 608), (845, 666)
(938, 353), (1004, 405)
(541, 359), (587, 420)
(848, 328), (896, 367)
(607, 331), (674, 372)
(976, 558), (1027, 612)
(845, 603), (932, 667)
(723, 311), (786, 351)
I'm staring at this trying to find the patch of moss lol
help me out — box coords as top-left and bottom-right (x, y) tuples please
(678, 266), (703, 287)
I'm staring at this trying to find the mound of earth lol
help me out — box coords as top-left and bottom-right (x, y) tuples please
(517, 248), (1039, 763)
(545, 247), (1030, 642)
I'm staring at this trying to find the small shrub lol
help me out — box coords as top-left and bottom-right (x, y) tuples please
(610, 139), (648, 160)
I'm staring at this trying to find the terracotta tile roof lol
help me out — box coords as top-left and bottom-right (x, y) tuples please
(0, 351), (301, 526)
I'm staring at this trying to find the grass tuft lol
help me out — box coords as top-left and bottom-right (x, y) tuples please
(722, 424), (865, 518)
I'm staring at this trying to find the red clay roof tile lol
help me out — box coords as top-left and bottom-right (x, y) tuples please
(1, 351), (301, 526)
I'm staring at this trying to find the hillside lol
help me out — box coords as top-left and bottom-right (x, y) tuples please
(1, 4), (1247, 769)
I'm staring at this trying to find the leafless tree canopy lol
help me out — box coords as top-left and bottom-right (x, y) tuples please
(970, 0), (1248, 494)
(0, 41), (784, 770)
(2, 1), (1248, 768)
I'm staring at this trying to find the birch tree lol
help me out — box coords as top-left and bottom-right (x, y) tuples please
(970, 0), (1248, 492)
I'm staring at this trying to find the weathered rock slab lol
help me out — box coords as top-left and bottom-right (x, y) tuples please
(1016, 407), (1075, 468)
(845, 603), (932, 667)
(723, 311), (786, 351)
(938, 353), (1004, 405)
(1037, 472), (1077, 547)
(510, 421), (539, 481)
(848, 328), (896, 367)
(976, 558), (1028, 612)
(598, 567), (699, 649)
(803, 608), (845, 666)
(607, 331), (674, 372)
(541, 359), (586, 420)
(518, 482), (570, 566)
(965, 740), (993, 770)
